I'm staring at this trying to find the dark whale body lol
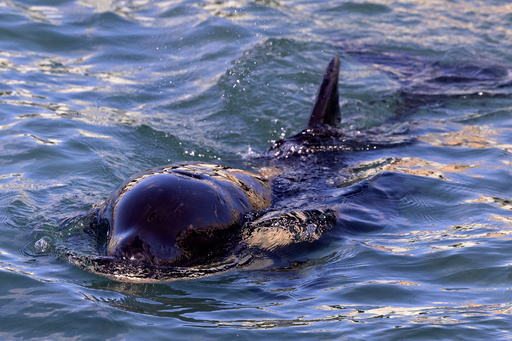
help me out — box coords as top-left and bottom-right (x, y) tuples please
(95, 164), (270, 267)
(79, 57), (347, 281)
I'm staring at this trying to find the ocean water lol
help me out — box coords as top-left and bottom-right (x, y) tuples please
(2, 0), (512, 339)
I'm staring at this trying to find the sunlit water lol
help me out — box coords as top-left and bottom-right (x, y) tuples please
(2, 0), (512, 339)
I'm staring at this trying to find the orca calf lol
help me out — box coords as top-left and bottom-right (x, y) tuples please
(72, 57), (356, 281)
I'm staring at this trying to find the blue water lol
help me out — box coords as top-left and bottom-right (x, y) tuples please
(2, 0), (512, 339)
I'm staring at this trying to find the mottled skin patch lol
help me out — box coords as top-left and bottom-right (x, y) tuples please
(243, 209), (337, 251)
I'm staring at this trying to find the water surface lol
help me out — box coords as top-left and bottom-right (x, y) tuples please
(2, 0), (512, 339)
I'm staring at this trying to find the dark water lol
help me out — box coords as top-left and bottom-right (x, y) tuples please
(2, 0), (512, 339)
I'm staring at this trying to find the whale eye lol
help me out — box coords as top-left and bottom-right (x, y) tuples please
(148, 211), (157, 222)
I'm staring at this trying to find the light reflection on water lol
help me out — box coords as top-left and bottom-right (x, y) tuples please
(1, 0), (512, 339)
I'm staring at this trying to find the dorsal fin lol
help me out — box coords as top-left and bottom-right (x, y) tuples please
(307, 56), (341, 128)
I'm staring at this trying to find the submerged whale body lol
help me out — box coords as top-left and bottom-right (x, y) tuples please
(76, 56), (354, 281)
